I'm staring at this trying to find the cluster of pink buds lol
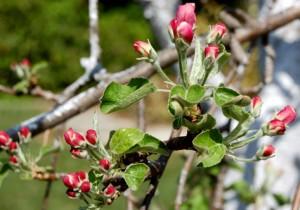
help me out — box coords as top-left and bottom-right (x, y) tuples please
(168, 3), (196, 45)
(204, 23), (227, 63)
(62, 171), (91, 199)
(0, 129), (28, 167)
(64, 128), (99, 159)
(265, 105), (297, 136)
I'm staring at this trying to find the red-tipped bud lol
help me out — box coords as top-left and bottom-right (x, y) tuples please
(204, 44), (219, 59)
(9, 155), (20, 166)
(21, 59), (31, 67)
(275, 105), (297, 125)
(176, 3), (196, 27)
(80, 181), (91, 193)
(62, 173), (81, 190)
(70, 148), (88, 159)
(0, 131), (11, 149)
(99, 158), (111, 171)
(104, 184), (117, 197)
(75, 171), (87, 181)
(9, 141), (18, 153)
(86, 129), (97, 145)
(257, 145), (276, 159)
(133, 41), (152, 57)
(251, 96), (262, 117)
(66, 189), (80, 199)
(64, 128), (86, 148)
(207, 23), (227, 43)
(19, 126), (31, 139)
(262, 145), (276, 157)
(265, 119), (286, 136)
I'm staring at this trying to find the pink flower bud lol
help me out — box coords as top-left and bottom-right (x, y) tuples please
(80, 181), (91, 193)
(251, 96), (262, 117)
(21, 59), (31, 67)
(19, 126), (31, 139)
(75, 171), (87, 181)
(104, 184), (117, 197)
(266, 119), (286, 135)
(176, 21), (194, 44)
(133, 41), (152, 57)
(70, 148), (88, 159)
(275, 105), (297, 125)
(0, 131), (11, 149)
(204, 44), (219, 59)
(63, 173), (81, 190)
(66, 189), (80, 199)
(262, 145), (276, 157)
(64, 128), (86, 148)
(208, 23), (227, 41)
(176, 3), (196, 27)
(9, 155), (20, 166)
(99, 158), (111, 171)
(9, 141), (18, 153)
(86, 129), (97, 145)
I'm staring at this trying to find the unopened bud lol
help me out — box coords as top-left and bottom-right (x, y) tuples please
(204, 44), (219, 60)
(80, 181), (91, 193)
(70, 148), (88, 159)
(264, 119), (286, 136)
(99, 158), (111, 171)
(0, 131), (12, 149)
(86, 129), (97, 145)
(275, 105), (297, 125)
(104, 184), (117, 197)
(66, 189), (80, 199)
(9, 155), (20, 166)
(207, 23), (227, 43)
(256, 145), (276, 159)
(251, 96), (262, 117)
(64, 128), (86, 148)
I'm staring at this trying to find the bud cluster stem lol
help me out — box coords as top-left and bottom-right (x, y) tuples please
(229, 129), (264, 150)
(176, 47), (189, 88)
(153, 61), (175, 85)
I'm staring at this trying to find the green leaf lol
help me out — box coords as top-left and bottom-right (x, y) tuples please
(190, 38), (205, 85)
(123, 163), (150, 191)
(127, 134), (168, 154)
(168, 85), (205, 116)
(222, 106), (249, 122)
(209, 44), (230, 78)
(186, 85), (205, 104)
(100, 78), (156, 113)
(214, 87), (239, 107)
(273, 193), (290, 206)
(31, 61), (48, 74)
(109, 128), (144, 155)
(192, 130), (226, 167)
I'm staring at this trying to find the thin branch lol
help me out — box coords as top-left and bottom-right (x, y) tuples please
(175, 152), (195, 210)
(139, 129), (182, 210)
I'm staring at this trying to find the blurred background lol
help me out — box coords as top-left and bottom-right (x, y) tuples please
(0, 0), (299, 210)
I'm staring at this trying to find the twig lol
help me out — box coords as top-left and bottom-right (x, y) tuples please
(292, 183), (300, 210)
(139, 129), (182, 210)
(175, 152), (195, 210)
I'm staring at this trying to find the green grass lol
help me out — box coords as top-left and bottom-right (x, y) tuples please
(0, 95), (184, 210)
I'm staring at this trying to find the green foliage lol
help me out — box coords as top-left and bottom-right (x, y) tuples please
(0, 1), (153, 90)
(123, 163), (150, 191)
(192, 129), (227, 167)
(100, 78), (156, 114)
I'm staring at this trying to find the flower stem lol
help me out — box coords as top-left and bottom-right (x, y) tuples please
(177, 48), (189, 88)
(226, 153), (258, 163)
(229, 129), (264, 150)
(153, 61), (175, 85)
